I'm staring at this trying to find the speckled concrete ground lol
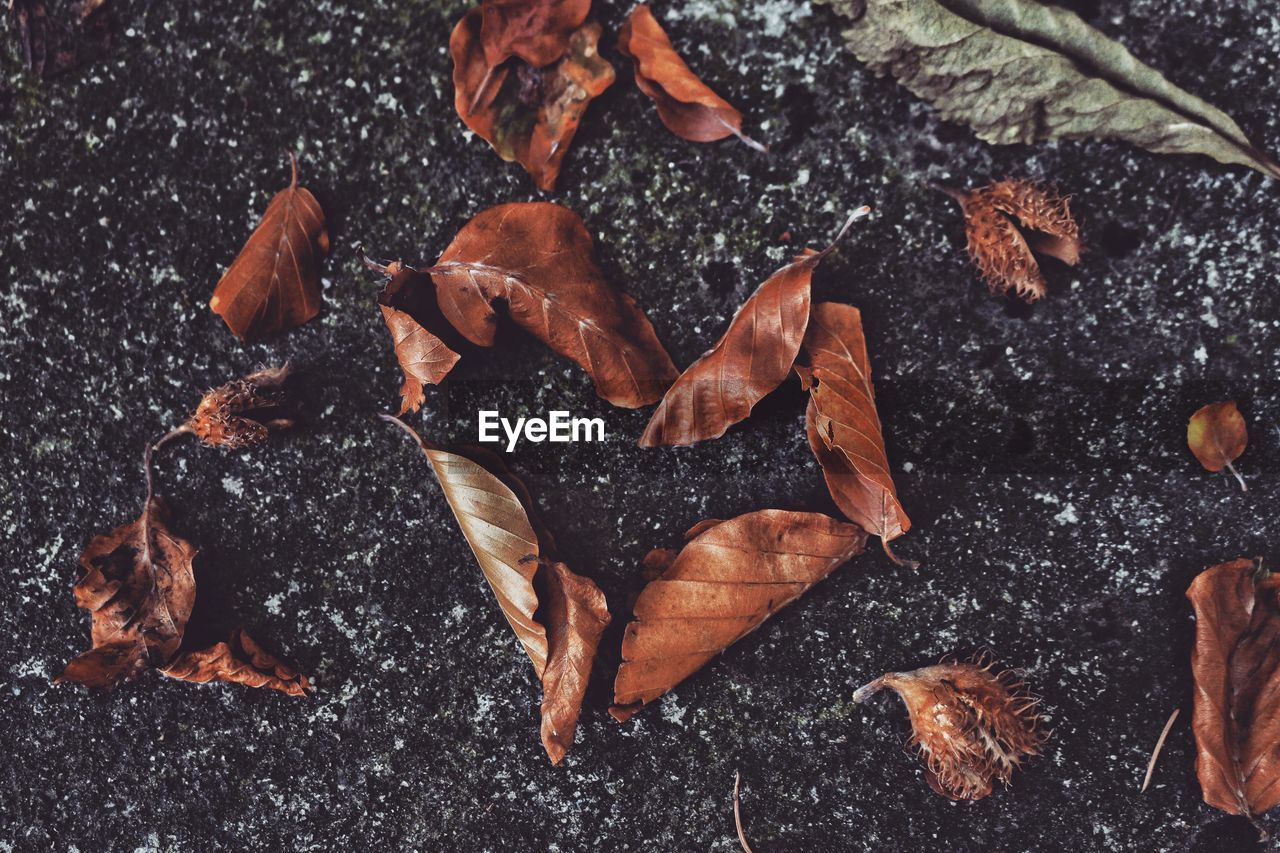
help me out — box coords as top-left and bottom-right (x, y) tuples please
(2, 1), (1278, 850)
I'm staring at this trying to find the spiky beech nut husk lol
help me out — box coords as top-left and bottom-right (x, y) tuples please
(854, 656), (1046, 801)
(938, 179), (1082, 303)
(185, 365), (294, 449)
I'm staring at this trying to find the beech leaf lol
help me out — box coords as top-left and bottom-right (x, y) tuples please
(640, 207), (870, 447)
(209, 153), (330, 341)
(936, 179), (1082, 303)
(382, 416), (609, 764)
(798, 302), (912, 565)
(161, 628), (310, 696)
(427, 202), (677, 408)
(1187, 559), (1280, 826)
(823, 0), (1280, 179)
(617, 4), (765, 152)
(451, 13), (614, 191)
(853, 656), (1045, 800)
(367, 259), (462, 416)
(610, 510), (867, 721)
(55, 496), (197, 689)
(1188, 401), (1248, 492)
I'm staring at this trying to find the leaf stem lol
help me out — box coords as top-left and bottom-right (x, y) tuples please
(1226, 461), (1247, 492)
(1140, 706), (1180, 792)
(881, 537), (920, 570)
(467, 63), (500, 117)
(813, 204), (873, 262)
(144, 426), (194, 504)
(733, 771), (755, 853)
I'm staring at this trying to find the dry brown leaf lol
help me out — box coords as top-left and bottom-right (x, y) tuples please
(209, 153), (329, 341)
(611, 510), (867, 721)
(161, 628), (310, 696)
(1188, 401), (1248, 492)
(617, 4), (765, 151)
(797, 302), (913, 565)
(382, 416), (609, 764)
(640, 207), (871, 447)
(478, 0), (590, 68)
(451, 12), (614, 191)
(55, 495), (197, 689)
(854, 656), (1045, 800)
(427, 202), (677, 408)
(366, 258), (462, 416)
(938, 180), (1081, 302)
(1187, 558), (1280, 830)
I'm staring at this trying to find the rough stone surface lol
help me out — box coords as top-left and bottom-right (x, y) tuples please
(2, 1), (1278, 850)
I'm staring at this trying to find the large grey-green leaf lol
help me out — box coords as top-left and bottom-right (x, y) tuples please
(822, 0), (1279, 178)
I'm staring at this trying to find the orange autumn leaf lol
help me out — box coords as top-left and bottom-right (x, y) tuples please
(611, 510), (867, 721)
(382, 416), (609, 764)
(1187, 400), (1249, 491)
(854, 656), (1046, 801)
(365, 258), (462, 416)
(427, 202), (677, 408)
(209, 153), (329, 340)
(161, 628), (310, 696)
(797, 302), (913, 565)
(617, 4), (765, 151)
(938, 179), (1081, 302)
(451, 11), (613, 191)
(1187, 559), (1280, 826)
(640, 208), (870, 447)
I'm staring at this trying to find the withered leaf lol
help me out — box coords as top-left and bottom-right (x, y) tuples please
(428, 202), (677, 408)
(617, 4), (765, 151)
(451, 12), (614, 191)
(55, 493), (308, 696)
(938, 180), (1081, 303)
(479, 0), (590, 69)
(367, 259), (461, 416)
(209, 153), (329, 341)
(183, 365), (294, 450)
(1187, 559), (1280, 824)
(823, 0), (1280, 179)
(640, 208), (870, 447)
(854, 656), (1045, 800)
(383, 416), (609, 764)
(1188, 401), (1248, 492)
(797, 302), (912, 565)
(610, 510), (867, 721)
(56, 496), (197, 689)
(161, 628), (310, 696)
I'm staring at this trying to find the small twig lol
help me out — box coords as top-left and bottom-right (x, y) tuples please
(733, 771), (755, 853)
(1141, 706), (1181, 793)
(1225, 461), (1248, 492)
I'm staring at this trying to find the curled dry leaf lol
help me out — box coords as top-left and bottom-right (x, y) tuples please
(617, 4), (765, 151)
(55, 485), (308, 696)
(427, 202), (677, 408)
(1187, 401), (1248, 492)
(382, 416), (609, 764)
(209, 153), (329, 341)
(938, 180), (1081, 302)
(367, 258), (462, 416)
(183, 365), (294, 449)
(55, 495), (196, 689)
(854, 656), (1045, 800)
(824, 0), (1280, 179)
(1187, 558), (1280, 828)
(640, 207), (870, 447)
(797, 302), (912, 565)
(161, 628), (310, 696)
(451, 12), (614, 191)
(610, 510), (867, 721)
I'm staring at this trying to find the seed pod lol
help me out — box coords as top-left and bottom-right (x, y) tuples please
(185, 365), (294, 449)
(854, 656), (1046, 800)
